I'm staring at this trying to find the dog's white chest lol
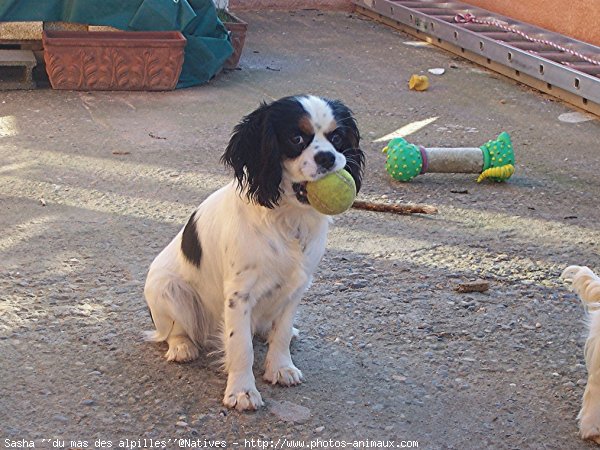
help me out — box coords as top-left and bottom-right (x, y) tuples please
(245, 218), (327, 329)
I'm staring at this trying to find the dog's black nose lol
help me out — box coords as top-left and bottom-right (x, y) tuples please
(314, 151), (336, 170)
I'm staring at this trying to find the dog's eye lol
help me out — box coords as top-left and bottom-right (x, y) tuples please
(291, 135), (304, 146)
(330, 132), (343, 147)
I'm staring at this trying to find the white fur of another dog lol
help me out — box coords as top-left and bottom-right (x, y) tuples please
(561, 265), (600, 443)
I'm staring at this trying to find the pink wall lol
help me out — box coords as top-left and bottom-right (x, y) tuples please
(464, 0), (600, 46)
(230, 0), (353, 11)
(229, 0), (599, 46)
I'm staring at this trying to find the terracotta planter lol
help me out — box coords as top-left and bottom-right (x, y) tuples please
(221, 12), (247, 69)
(42, 31), (186, 91)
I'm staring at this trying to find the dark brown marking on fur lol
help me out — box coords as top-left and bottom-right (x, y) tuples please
(147, 305), (155, 326)
(236, 265), (255, 276)
(268, 240), (278, 254)
(230, 331), (234, 337)
(299, 115), (314, 136)
(232, 291), (249, 302)
(241, 293), (249, 302)
(228, 298), (236, 308)
(261, 283), (283, 302)
(181, 211), (202, 267)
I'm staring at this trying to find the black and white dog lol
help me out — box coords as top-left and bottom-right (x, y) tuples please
(144, 95), (364, 411)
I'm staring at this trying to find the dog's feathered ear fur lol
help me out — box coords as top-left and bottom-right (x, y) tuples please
(326, 99), (365, 194)
(342, 120), (364, 194)
(221, 102), (283, 208)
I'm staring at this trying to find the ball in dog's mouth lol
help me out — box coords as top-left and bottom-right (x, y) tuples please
(292, 182), (309, 204)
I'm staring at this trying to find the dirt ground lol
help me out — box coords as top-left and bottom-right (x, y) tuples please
(2, 10), (600, 450)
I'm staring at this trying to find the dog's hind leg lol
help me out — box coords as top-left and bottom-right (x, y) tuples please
(144, 274), (207, 363)
(164, 322), (200, 362)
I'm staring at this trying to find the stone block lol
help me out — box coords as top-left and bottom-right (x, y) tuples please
(0, 49), (37, 90)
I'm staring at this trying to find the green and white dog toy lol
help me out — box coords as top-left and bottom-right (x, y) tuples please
(383, 131), (515, 183)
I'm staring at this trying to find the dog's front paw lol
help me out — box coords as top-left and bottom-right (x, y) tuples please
(580, 410), (600, 444)
(223, 384), (263, 411)
(264, 363), (303, 386)
(579, 383), (600, 443)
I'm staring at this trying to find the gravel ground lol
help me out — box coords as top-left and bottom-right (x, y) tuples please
(2, 10), (600, 450)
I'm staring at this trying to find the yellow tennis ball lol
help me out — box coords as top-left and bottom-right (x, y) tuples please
(306, 169), (356, 215)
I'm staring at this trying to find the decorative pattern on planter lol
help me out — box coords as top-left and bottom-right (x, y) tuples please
(223, 20), (247, 69)
(43, 31), (186, 91)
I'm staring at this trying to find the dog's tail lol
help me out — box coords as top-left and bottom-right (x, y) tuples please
(561, 265), (600, 312)
(144, 272), (209, 347)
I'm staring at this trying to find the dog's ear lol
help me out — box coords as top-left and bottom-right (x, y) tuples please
(327, 99), (365, 193)
(343, 122), (365, 194)
(221, 103), (283, 208)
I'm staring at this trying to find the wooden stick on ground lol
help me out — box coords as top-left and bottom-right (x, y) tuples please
(352, 200), (438, 215)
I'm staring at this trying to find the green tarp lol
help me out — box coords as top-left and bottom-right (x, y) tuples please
(0, 0), (234, 88)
